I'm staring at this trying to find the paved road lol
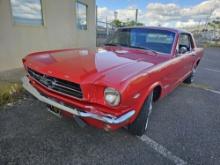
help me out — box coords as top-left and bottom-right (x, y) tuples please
(0, 48), (220, 165)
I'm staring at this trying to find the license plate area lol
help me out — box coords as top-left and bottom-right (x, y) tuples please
(47, 105), (62, 118)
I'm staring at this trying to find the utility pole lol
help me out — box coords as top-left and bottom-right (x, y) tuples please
(114, 11), (118, 20)
(135, 9), (138, 23)
(106, 16), (109, 36)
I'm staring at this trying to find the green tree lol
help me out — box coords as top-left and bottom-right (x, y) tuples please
(125, 20), (144, 27)
(111, 19), (144, 28)
(111, 19), (123, 27)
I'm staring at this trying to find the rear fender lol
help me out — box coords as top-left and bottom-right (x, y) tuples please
(194, 59), (200, 68)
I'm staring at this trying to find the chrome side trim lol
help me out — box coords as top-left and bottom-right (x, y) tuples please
(22, 76), (135, 124)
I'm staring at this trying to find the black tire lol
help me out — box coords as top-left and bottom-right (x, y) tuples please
(128, 92), (153, 136)
(184, 66), (196, 84)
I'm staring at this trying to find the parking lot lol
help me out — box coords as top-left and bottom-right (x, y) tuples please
(0, 48), (220, 165)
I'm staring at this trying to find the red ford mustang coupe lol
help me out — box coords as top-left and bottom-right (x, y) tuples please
(22, 27), (204, 136)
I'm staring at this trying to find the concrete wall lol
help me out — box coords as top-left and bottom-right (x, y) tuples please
(0, 0), (96, 71)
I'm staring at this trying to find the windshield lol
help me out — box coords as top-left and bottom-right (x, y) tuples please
(105, 28), (176, 54)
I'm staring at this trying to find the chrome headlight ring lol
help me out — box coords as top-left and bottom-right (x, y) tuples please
(104, 87), (121, 106)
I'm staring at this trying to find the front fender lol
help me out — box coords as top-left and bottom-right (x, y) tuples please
(127, 81), (163, 124)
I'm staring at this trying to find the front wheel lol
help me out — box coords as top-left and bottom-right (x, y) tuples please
(128, 92), (153, 136)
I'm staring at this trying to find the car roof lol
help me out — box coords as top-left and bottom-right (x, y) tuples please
(118, 26), (189, 34)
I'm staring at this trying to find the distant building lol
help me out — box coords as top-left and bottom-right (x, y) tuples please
(0, 0), (96, 71)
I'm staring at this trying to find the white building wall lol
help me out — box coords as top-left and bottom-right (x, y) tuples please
(0, 0), (96, 71)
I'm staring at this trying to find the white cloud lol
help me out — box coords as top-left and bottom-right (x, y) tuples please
(97, 6), (138, 22)
(97, 0), (220, 28)
(175, 19), (203, 28)
(117, 7), (139, 22)
(97, 7), (114, 21)
(211, 7), (220, 18)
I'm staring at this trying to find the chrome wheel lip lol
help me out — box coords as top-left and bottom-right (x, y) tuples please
(191, 67), (197, 82)
(145, 94), (153, 130)
(193, 67), (196, 74)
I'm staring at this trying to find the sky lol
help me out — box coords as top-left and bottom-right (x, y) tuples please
(96, 0), (220, 28)
(10, 0), (220, 28)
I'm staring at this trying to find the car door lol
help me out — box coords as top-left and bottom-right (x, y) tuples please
(175, 33), (195, 83)
(164, 33), (195, 94)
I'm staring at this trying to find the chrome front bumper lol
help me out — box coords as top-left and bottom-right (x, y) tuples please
(22, 76), (135, 124)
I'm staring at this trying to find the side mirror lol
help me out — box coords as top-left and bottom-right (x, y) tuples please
(179, 46), (188, 54)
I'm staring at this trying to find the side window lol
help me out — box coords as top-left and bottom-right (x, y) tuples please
(76, 1), (88, 30)
(178, 34), (193, 54)
(10, 0), (44, 26)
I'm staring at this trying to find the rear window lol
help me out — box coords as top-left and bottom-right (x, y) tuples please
(146, 33), (174, 44)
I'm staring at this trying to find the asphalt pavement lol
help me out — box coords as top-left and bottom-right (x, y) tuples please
(0, 48), (219, 165)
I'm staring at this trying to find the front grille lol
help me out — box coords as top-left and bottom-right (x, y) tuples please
(27, 68), (83, 99)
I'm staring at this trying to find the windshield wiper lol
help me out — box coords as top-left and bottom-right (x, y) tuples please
(144, 48), (159, 55)
(129, 45), (146, 50)
(104, 43), (122, 46)
(105, 44), (159, 54)
(129, 45), (159, 55)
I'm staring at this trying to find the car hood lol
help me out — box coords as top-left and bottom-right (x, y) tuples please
(25, 47), (168, 87)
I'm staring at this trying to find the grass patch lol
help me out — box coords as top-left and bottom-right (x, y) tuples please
(181, 83), (213, 91)
(204, 41), (220, 48)
(0, 82), (24, 107)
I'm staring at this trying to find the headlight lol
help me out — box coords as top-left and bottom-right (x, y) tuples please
(104, 87), (120, 106)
